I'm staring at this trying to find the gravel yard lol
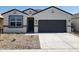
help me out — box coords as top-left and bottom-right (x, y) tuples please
(0, 34), (40, 49)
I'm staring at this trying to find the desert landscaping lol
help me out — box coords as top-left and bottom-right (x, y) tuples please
(0, 34), (40, 49)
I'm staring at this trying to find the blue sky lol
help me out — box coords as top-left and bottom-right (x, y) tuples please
(0, 6), (79, 14)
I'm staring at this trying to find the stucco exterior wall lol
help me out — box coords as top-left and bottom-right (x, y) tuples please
(34, 7), (72, 33)
(2, 10), (28, 33)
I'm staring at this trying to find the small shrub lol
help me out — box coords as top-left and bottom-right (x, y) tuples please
(0, 40), (4, 41)
(11, 38), (16, 42)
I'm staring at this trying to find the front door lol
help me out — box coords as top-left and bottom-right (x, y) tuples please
(27, 17), (34, 33)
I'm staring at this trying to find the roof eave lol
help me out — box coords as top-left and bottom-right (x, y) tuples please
(33, 6), (73, 16)
(1, 9), (28, 15)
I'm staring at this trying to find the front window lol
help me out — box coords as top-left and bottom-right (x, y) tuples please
(9, 15), (23, 27)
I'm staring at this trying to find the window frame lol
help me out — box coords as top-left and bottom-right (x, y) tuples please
(9, 15), (23, 28)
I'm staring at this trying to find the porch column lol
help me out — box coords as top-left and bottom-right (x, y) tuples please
(34, 20), (38, 33)
(66, 19), (71, 32)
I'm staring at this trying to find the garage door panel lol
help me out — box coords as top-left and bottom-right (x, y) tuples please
(38, 20), (66, 33)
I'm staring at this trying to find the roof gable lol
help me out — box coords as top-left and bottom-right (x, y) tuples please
(23, 8), (38, 12)
(2, 9), (28, 15)
(23, 8), (38, 15)
(33, 6), (73, 15)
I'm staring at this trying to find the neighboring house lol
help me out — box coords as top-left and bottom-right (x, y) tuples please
(2, 6), (72, 33)
(72, 13), (79, 32)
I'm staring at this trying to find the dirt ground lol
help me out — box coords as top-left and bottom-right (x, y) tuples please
(0, 34), (40, 49)
(71, 32), (79, 37)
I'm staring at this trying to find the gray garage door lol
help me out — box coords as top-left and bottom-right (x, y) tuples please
(38, 20), (66, 33)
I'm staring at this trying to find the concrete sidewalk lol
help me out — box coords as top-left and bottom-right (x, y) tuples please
(39, 33), (79, 50)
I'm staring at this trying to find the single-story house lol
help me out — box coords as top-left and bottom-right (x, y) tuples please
(72, 13), (79, 32)
(1, 6), (72, 33)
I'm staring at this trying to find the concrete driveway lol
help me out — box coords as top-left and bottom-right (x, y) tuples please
(39, 33), (79, 50)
